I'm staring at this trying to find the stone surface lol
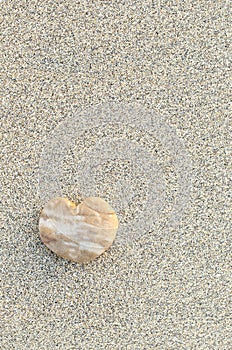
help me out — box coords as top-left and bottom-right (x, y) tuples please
(39, 197), (119, 263)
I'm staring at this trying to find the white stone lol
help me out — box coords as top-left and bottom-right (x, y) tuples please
(39, 197), (119, 263)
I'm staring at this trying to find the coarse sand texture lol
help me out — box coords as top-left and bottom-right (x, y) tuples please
(1, 1), (231, 349)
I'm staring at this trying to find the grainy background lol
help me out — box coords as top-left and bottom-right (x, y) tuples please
(1, 1), (231, 349)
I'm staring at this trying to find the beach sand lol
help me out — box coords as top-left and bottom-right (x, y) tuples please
(1, 1), (231, 349)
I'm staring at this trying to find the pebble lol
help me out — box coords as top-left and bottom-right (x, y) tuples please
(39, 197), (119, 263)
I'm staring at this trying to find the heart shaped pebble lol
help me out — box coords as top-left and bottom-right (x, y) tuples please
(39, 197), (119, 263)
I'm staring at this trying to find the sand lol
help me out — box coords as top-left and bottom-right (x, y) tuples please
(1, 1), (231, 349)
